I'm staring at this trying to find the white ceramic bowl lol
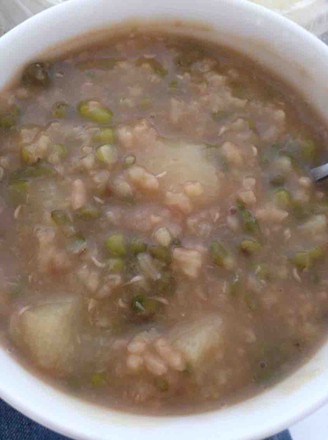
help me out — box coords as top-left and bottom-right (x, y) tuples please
(1, 0), (328, 439)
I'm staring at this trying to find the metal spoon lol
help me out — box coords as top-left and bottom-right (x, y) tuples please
(311, 163), (328, 182)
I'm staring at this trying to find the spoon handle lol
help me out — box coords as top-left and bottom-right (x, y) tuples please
(311, 163), (328, 181)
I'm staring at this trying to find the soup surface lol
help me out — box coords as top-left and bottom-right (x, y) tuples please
(0, 30), (328, 414)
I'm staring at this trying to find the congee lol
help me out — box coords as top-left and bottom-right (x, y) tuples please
(0, 29), (328, 414)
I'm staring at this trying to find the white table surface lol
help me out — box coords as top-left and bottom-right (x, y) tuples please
(290, 402), (328, 439)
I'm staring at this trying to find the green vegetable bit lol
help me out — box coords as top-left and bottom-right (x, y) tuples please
(75, 205), (101, 220)
(155, 377), (169, 392)
(290, 246), (324, 271)
(210, 241), (233, 269)
(248, 119), (257, 133)
(175, 49), (204, 69)
(91, 372), (107, 387)
(237, 202), (259, 234)
(10, 161), (56, 180)
(129, 238), (147, 255)
(169, 80), (178, 90)
(22, 62), (52, 88)
(96, 144), (118, 166)
(254, 264), (271, 281)
(108, 258), (125, 273)
(51, 209), (71, 226)
(67, 233), (87, 255)
(51, 210), (76, 237)
(155, 271), (176, 295)
(212, 110), (231, 123)
(20, 145), (35, 164)
(136, 57), (168, 77)
(0, 106), (20, 129)
(290, 251), (310, 271)
(274, 188), (292, 209)
(49, 143), (68, 162)
(9, 180), (29, 204)
(310, 246), (325, 260)
(105, 234), (126, 257)
(149, 245), (172, 265)
(171, 237), (182, 247)
(292, 200), (311, 220)
(52, 102), (69, 119)
(78, 100), (113, 124)
(131, 294), (157, 319)
(301, 139), (317, 162)
(245, 292), (259, 312)
(183, 362), (193, 375)
(313, 201), (328, 215)
(270, 174), (286, 187)
(239, 239), (261, 255)
(230, 81), (249, 99)
(140, 97), (152, 109)
(94, 128), (115, 144)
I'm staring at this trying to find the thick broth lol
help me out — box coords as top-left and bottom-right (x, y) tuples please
(0, 30), (328, 414)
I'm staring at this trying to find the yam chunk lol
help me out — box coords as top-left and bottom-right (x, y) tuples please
(169, 315), (223, 367)
(10, 299), (79, 376)
(139, 140), (219, 202)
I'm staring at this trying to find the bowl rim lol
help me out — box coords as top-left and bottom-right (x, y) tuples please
(1, 1), (328, 439)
